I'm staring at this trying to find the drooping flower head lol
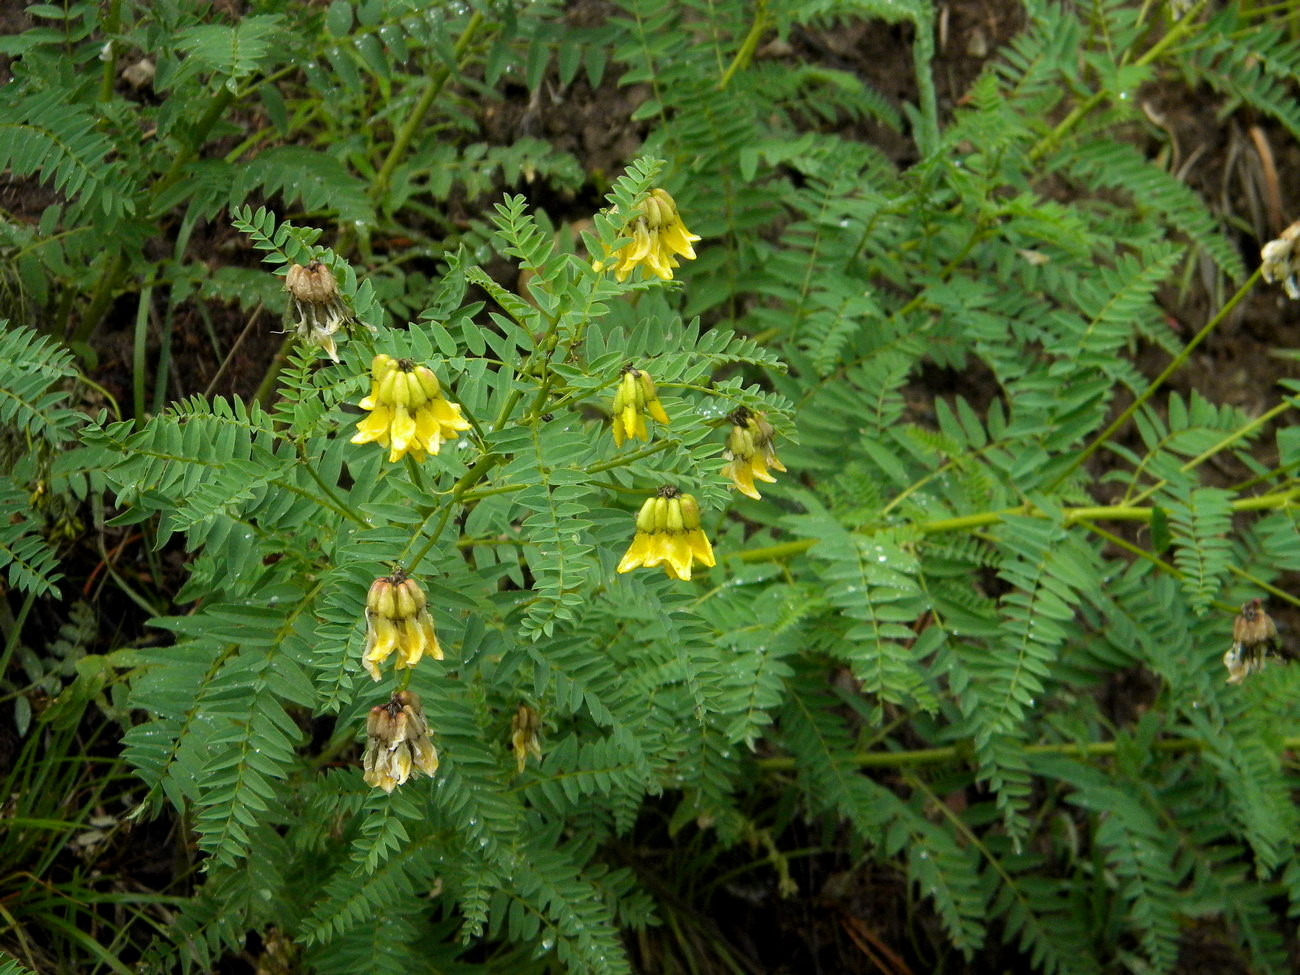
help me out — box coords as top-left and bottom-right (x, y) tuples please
(721, 407), (786, 500)
(610, 365), (670, 446)
(284, 260), (351, 362)
(1261, 220), (1300, 299)
(1223, 597), (1281, 685)
(363, 568), (443, 681)
(510, 703), (543, 773)
(617, 485), (716, 581)
(599, 188), (700, 282)
(352, 354), (472, 463)
(362, 689), (439, 793)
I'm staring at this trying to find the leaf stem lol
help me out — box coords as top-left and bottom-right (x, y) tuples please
(371, 11), (486, 205)
(734, 487), (1300, 563)
(754, 734), (1300, 773)
(718, 0), (768, 91)
(1048, 267), (1263, 491)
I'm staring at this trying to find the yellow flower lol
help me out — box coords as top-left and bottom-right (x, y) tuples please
(617, 487), (715, 581)
(362, 690), (439, 793)
(362, 570), (444, 681)
(284, 260), (352, 362)
(599, 188), (700, 282)
(510, 704), (543, 773)
(721, 408), (786, 500)
(610, 365), (671, 446)
(352, 354), (472, 463)
(1261, 219), (1300, 299)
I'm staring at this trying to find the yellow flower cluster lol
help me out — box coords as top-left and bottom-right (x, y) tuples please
(1261, 219), (1300, 299)
(721, 408), (786, 499)
(600, 188), (700, 282)
(610, 365), (670, 446)
(617, 487), (715, 581)
(362, 570), (443, 682)
(510, 704), (543, 773)
(352, 354), (472, 463)
(362, 690), (439, 793)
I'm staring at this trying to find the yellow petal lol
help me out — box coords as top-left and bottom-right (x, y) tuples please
(432, 397), (472, 434)
(661, 532), (693, 580)
(647, 399), (670, 425)
(617, 531), (657, 573)
(414, 406), (443, 454)
(352, 405), (393, 444)
(723, 459), (762, 500)
(688, 529), (715, 568)
(389, 405), (416, 451)
(419, 612), (444, 661)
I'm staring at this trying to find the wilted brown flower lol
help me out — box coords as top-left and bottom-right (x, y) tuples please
(284, 260), (352, 362)
(1261, 221), (1300, 300)
(1223, 598), (1281, 685)
(362, 690), (439, 793)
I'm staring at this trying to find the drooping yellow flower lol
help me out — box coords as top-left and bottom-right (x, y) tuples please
(510, 704), (543, 773)
(1261, 219), (1300, 299)
(598, 188), (700, 282)
(362, 690), (439, 793)
(617, 486), (715, 581)
(362, 569), (443, 681)
(284, 260), (352, 362)
(352, 354), (472, 463)
(610, 365), (670, 446)
(721, 408), (786, 500)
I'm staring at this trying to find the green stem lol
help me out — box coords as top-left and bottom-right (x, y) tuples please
(718, 0), (767, 91)
(1127, 396), (1298, 507)
(297, 442), (368, 527)
(406, 453), (502, 572)
(1027, 0), (1210, 162)
(371, 11), (486, 205)
(151, 88), (237, 203)
(734, 487), (1300, 563)
(98, 0), (123, 102)
(754, 734), (1300, 773)
(1048, 267), (1263, 491)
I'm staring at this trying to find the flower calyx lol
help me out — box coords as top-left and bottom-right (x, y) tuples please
(610, 365), (670, 447)
(363, 568), (444, 681)
(362, 689), (439, 793)
(721, 407), (786, 500)
(352, 354), (472, 463)
(617, 485), (716, 581)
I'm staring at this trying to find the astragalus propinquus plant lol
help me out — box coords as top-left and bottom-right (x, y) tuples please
(5, 0), (1300, 972)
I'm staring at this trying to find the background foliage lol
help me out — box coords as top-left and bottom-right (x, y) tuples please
(3, 0), (1300, 972)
